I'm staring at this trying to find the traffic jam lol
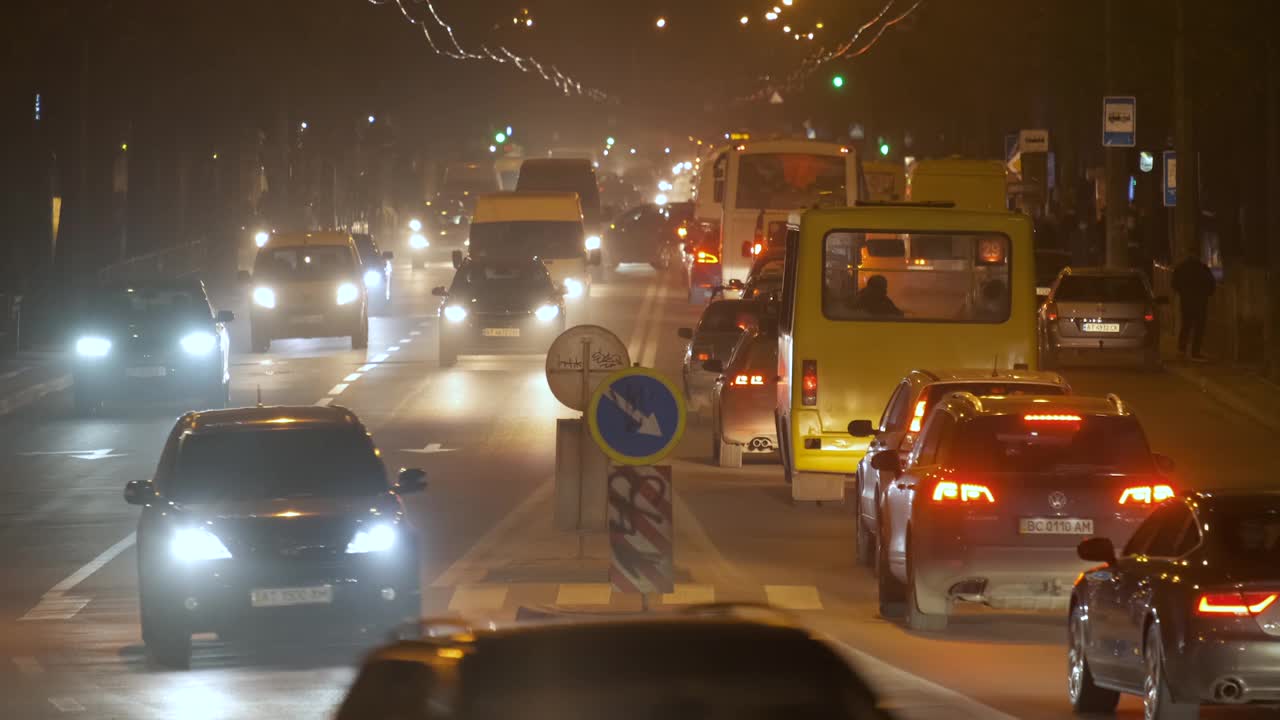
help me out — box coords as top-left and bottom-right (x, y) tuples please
(3, 2), (1276, 720)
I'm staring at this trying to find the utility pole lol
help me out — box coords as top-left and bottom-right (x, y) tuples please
(1103, 0), (1128, 268)
(1173, 0), (1198, 260)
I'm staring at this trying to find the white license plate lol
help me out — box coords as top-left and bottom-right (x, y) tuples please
(482, 328), (520, 337)
(250, 585), (333, 608)
(125, 366), (167, 378)
(1082, 323), (1121, 333)
(1019, 518), (1095, 535)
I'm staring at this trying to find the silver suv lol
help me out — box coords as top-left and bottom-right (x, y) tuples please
(1038, 267), (1166, 370)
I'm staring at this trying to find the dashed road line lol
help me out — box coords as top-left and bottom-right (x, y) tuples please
(358, 364), (375, 372)
(314, 397), (335, 407)
(328, 383), (349, 395)
(372, 352), (390, 363)
(387, 346), (401, 352)
(21, 532), (136, 621)
(48, 697), (84, 713)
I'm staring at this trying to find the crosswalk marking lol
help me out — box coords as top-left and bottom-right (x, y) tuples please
(447, 585), (509, 612)
(764, 585), (824, 610)
(661, 584), (716, 605)
(555, 584), (613, 606)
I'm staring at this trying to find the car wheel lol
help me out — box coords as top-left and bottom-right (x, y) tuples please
(250, 327), (271, 354)
(1068, 603), (1120, 714)
(853, 474), (876, 567)
(876, 525), (906, 618)
(906, 535), (948, 631)
(351, 319), (369, 350)
(1143, 623), (1198, 720)
(140, 592), (192, 670)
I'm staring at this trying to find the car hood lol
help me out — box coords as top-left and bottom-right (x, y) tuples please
(173, 495), (402, 555)
(176, 494), (394, 520)
(463, 293), (555, 314)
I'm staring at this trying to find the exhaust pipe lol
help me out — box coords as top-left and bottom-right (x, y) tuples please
(948, 579), (987, 602)
(1212, 678), (1246, 704)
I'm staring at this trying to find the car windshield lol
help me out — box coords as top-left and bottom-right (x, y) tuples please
(452, 262), (553, 297)
(171, 428), (387, 502)
(952, 415), (1154, 473)
(254, 246), (354, 279)
(698, 302), (768, 334)
(1055, 274), (1149, 302)
(90, 288), (209, 323)
(735, 153), (849, 209)
(469, 221), (584, 259)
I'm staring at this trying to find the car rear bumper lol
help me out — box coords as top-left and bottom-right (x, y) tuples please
(720, 394), (779, 450)
(914, 540), (1092, 611)
(1176, 638), (1280, 704)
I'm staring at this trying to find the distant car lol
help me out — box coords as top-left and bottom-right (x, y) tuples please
(681, 218), (723, 305)
(738, 244), (786, 301)
(849, 368), (1072, 566)
(337, 609), (891, 720)
(604, 201), (691, 271)
(244, 232), (369, 352)
(1038, 267), (1166, 370)
(434, 256), (567, 367)
(70, 281), (234, 414)
(677, 299), (773, 414)
(1070, 491), (1280, 718)
(125, 405), (427, 669)
(872, 393), (1171, 631)
(708, 326), (779, 467)
(352, 233), (393, 313)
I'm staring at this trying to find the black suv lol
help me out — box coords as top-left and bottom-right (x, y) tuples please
(125, 405), (427, 669)
(433, 256), (567, 366)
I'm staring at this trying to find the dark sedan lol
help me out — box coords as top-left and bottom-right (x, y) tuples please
(353, 233), (394, 314)
(125, 405), (426, 669)
(433, 256), (567, 367)
(678, 299), (774, 415)
(1069, 491), (1280, 718)
(71, 281), (233, 414)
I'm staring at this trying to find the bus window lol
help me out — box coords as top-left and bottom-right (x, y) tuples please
(735, 154), (848, 210)
(821, 231), (1011, 324)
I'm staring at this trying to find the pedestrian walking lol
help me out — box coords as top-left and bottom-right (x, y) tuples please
(1171, 251), (1215, 362)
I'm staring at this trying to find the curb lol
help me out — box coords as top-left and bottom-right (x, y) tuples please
(1167, 365), (1280, 434)
(0, 373), (72, 417)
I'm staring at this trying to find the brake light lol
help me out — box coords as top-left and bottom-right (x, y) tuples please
(1024, 414), (1083, 422)
(1118, 484), (1176, 505)
(931, 481), (995, 504)
(1144, 306), (1155, 322)
(801, 360), (817, 406)
(1197, 592), (1278, 617)
(732, 374), (766, 386)
(696, 250), (719, 264)
(695, 352), (711, 362)
(908, 399), (927, 433)
(677, 226), (688, 239)
(1046, 301), (1059, 322)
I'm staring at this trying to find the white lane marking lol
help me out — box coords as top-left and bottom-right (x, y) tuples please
(13, 656), (44, 675)
(448, 584), (508, 612)
(48, 697), (84, 713)
(343, 373), (362, 382)
(661, 584), (716, 605)
(555, 584), (612, 606)
(21, 532), (136, 621)
(409, 330), (422, 336)
(358, 364), (375, 372)
(764, 584), (824, 610)
(835, 643), (1021, 720)
(627, 282), (659, 361)
(328, 383), (349, 395)
(387, 346), (401, 352)
(314, 397), (335, 407)
(398, 338), (411, 344)
(431, 480), (553, 587)
(401, 443), (456, 454)
(0, 366), (32, 382)
(372, 353), (390, 363)
(18, 449), (126, 460)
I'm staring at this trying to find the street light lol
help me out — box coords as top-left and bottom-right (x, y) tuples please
(367, 115), (376, 125)
(656, 17), (666, 28)
(739, 15), (749, 25)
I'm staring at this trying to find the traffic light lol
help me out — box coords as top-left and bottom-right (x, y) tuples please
(877, 136), (890, 156)
(831, 74), (845, 89)
(494, 132), (507, 144)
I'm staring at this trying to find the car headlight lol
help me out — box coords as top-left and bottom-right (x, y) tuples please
(336, 282), (360, 305)
(254, 231), (270, 248)
(170, 527), (232, 562)
(535, 304), (560, 323)
(585, 234), (602, 251)
(75, 336), (112, 358)
(363, 269), (383, 289)
(443, 305), (468, 323)
(346, 523), (397, 554)
(179, 331), (217, 356)
(409, 233), (429, 250)
(252, 286), (276, 309)
(408, 218), (423, 233)
(563, 277), (585, 299)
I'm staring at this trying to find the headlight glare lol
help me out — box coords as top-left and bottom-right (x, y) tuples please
(180, 331), (217, 356)
(443, 305), (468, 323)
(408, 218), (423, 233)
(170, 527), (232, 562)
(336, 282), (360, 305)
(346, 523), (397, 554)
(563, 277), (585, 299)
(254, 231), (270, 248)
(409, 233), (429, 250)
(75, 336), (112, 358)
(252, 286), (276, 309)
(363, 269), (383, 289)
(585, 235), (602, 251)
(535, 304), (560, 323)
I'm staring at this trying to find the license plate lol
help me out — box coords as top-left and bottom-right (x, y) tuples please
(250, 585), (333, 608)
(482, 328), (520, 337)
(125, 366), (167, 378)
(1019, 517), (1095, 535)
(1082, 323), (1121, 333)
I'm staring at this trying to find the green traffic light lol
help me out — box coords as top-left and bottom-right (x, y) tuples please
(606, 136), (616, 146)
(879, 142), (891, 156)
(831, 75), (845, 89)
(494, 132), (507, 144)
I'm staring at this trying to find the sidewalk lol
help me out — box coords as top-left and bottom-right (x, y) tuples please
(1165, 357), (1280, 433)
(0, 353), (71, 417)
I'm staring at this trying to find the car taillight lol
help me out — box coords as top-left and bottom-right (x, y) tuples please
(733, 373), (766, 386)
(1197, 592), (1279, 617)
(696, 250), (719, 264)
(908, 399), (927, 433)
(1144, 306), (1155, 322)
(1045, 301), (1059, 322)
(695, 352), (711, 362)
(801, 360), (817, 406)
(931, 481), (995, 504)
(1118, 484), (1176, 505)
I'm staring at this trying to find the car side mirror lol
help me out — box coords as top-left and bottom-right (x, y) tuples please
(702, 359), (724, 374)
(395, 468), (428, 494)
(431, 286), (448, 297)
(870, 451), (901, 474)
(237, 270), (252, 285)
(382, 251), (395, 261)
(1077, 537), (1116, 564)
(727, 279), (744, 291)
(588, 249), (602, 266)
(677, 327), (694, 340)
(124, 480), (154, 506)
(215, 310), (235, 324)
(848, 420), (875, 437)
(1152, 453), (1175, 475)
(451, 250), (464, 269)
(1154, 295), (1170, 305)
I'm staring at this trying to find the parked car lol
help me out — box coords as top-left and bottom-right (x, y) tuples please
(1038, 267), (1167, 370)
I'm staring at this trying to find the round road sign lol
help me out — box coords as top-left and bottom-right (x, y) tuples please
(545, 325), (631, 411)
(587, 367), (686, 466)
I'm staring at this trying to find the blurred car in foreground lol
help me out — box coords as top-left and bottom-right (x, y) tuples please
(125, 405), (427, 669)
(872, 393), (1171, 631)
(678, 299), (773, 414)
(353, 233), (393, 314)
(1070, 491), (1280, 719)
(1039, 267), (1166, 370)
(434, 256), (567, 367)
(707, 325), (779, 467)
(71, 280), (233, 414)
(337, 609), (893, 720)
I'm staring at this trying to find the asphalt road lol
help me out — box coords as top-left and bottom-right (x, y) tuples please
(0, 255), (1274, 719)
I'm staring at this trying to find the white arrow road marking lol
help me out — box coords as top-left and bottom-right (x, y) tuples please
(603, 388), (663, 437)
(402, 443), (456, 454)
(18, 449), (126, 460)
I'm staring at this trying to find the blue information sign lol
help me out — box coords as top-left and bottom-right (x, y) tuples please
(1162, 151), (1177, 207)
(587, 368), (686, 466)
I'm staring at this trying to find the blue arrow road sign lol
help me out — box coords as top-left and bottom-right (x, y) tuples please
(588, 367), (686, 466)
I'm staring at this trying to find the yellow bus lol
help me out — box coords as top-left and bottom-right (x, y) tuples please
(776, 206), (1037, 501)
(863, 160), (906, 202)
(905, 158), (1007, 211)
